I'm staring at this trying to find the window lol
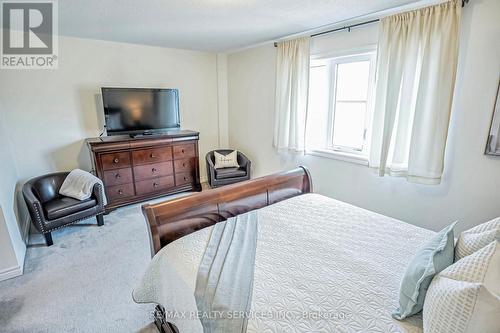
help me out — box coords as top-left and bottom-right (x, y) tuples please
(306, 50), (376, 161)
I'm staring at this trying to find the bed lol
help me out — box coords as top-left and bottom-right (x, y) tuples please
(134, 167), (434, 333)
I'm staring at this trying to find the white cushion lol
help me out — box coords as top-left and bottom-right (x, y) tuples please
(455, 217), (500, 261)
(423, 241), (500, 333)
(214, 150), (239, 169)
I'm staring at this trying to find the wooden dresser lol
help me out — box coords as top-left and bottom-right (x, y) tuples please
(86, 130), (201, 212)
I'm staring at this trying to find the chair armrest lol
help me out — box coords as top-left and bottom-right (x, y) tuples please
(237, 152), (251, 170)
(22, 184), (47, 232)
(206, 153), (216, 169)
(205, 153), (217, 181)
(244, 160), (251, 176)
(92, 183), (106, 212)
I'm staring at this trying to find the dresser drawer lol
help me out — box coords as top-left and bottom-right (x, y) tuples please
(135, 176), (175, 195)
(133, 161), (173, 181)
(175, 172), (195, 186)
(106, 183), (135, 202)
(173, 144), (195, 160)
(103, 168), (133, 186)
(132, 147), (172, 165)
(174, 158), (196, 174)
(101, 152), (131, 170)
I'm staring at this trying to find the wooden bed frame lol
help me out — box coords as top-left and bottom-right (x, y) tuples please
(142, 166), (312, 256)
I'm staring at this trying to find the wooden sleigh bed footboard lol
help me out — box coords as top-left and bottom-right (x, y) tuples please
(142, 166), (313, 256)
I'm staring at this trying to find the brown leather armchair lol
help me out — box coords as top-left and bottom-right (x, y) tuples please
(206, 150), (251, 188)
(22, 172), (105, 246)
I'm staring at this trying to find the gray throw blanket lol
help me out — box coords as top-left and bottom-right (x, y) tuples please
(194, 210), (259, 333)
(59, 169), (107, 205)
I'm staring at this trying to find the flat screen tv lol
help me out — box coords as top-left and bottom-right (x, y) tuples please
(102, 87), (180, 136)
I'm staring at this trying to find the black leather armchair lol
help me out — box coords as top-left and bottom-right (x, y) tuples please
(22, 172), (105, 246)
(206, 150), (251, 188)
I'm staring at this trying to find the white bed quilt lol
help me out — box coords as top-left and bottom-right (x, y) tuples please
(133, 193), (434, 333)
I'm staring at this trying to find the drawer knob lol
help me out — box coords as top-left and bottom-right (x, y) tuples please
(150, 153), (156, 158)
(113, 158), (119, 163)
(152, 168), (157, 173)
(182, 163), (186, 167)
(153, 182), (159, 188)
(184, 176), (187, 181)
(115, 173), (121, 179)
(181, 149), (185, 153)
(118, 189), (123, 195)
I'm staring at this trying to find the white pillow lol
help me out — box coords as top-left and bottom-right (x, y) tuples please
(423, 241), (500, 333)
(455, 217), (500, 261)
(214, 150), (239, 169)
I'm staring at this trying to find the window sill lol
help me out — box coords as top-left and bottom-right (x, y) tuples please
(306, 149), (369, 166)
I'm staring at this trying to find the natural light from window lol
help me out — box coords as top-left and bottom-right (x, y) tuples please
(306, 50), (375, 159)
(307, 64), (330, 149)
(333, 60), (370, 150)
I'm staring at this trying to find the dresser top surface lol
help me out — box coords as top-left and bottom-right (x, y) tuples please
(86, 129), (199, 146)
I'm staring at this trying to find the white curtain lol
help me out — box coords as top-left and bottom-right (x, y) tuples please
(369, 0), (461, 184)
(274, 37), (310, 152)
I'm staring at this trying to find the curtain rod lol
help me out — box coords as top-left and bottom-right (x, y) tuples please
(311, 19), (379, 38)
(274, 0), (469, 47)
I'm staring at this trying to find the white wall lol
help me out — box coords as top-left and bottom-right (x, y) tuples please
(227, 0), (500, 233)
(0, 36), (221, 278)
(0, 36), (220, 183)
(217, 54), (230, 147)
(0, 103), (26, 280)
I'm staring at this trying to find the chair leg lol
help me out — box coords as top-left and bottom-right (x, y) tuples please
(44, 232), (53, 246)
(96, 214), (104, 226)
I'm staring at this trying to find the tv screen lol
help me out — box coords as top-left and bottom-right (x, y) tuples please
(102, 87), (180, 136)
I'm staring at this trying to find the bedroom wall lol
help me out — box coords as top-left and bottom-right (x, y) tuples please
(227, 0), (500, 233)
(0, 36), (222, 268)
(216, 54), (230, 147)
(0, 35), (219, 183)
(0, 103), (26, 281)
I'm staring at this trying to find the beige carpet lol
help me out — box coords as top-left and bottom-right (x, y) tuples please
(0, 194), (192, 333)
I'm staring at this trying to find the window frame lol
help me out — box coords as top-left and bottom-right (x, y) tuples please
(307, 46), (377, 163)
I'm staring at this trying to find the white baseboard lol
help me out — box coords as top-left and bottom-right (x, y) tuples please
(0, 265), (22, 282)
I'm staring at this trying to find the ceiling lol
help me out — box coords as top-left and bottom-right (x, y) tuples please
(59, 0), (421, 52)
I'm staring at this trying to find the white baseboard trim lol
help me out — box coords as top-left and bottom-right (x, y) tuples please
(0, 265), (22, 282)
